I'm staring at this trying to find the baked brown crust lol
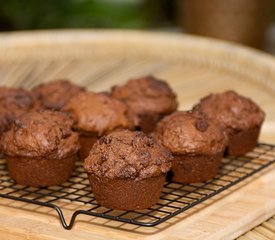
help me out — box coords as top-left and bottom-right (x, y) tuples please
(111, 76), (178, 127)
(0, 105), (14, 134)
(1, 110), (79, 159)
(171, 153), (223, 183)
(64, 92), (133, 135)
(88, 174), (165, 210)
(84, 130), (173, 180)
(193, 90), (265, 134)
(0, 86), (34, 110)
(0, 86), (37, 136)
(32, 79), (85, 110)
(7, 155), (77, 187)
(153, 111), (226, 155)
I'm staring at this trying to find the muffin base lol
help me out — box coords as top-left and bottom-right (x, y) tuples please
(88, 174), (165, 210)
(79, 134), (98, 160)
(227, 127), (260, 156)
(170, 152), (223, 183)
(7, 155), (77, 187)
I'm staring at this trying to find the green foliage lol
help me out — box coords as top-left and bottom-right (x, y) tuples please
(0, 0), (153, 30)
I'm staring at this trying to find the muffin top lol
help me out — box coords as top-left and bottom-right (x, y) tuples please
(32, 79), (85, 110)
(1, 110), (79, 159)
(84, 130), (172, 181)
(192, 90), (265, 134)
(0, 86), (35, 114)
(64, 92), (132, 136)
(153, 111), (226, 155)
(0, 105), (14, 134)
(111, 76), (178, 126)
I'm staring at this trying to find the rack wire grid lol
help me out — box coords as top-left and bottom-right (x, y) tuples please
(0, 143), (275, 230)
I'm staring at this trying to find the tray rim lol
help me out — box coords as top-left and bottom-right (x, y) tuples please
(1, 29), (275, 92)
(0, 30), (275, 239)
(0, 29), (274, 63)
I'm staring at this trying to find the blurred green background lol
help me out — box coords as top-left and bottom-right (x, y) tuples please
(0, 0), (176, 31)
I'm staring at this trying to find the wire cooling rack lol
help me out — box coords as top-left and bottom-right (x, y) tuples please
(0, 143), (275, 230)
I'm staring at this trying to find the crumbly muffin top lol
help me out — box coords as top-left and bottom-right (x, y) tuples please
(84, 130), (172, 180)
(192, 90), (265, 133)
(32, 79), (85, 110)
(0, 86), (35, 114)
(153, 111), (226, 155)
(1, 110), (79, 159)
(111, 76), (178, 126)
(63, 92), (132, 136)
(0, 86), (38, 138)
(0, 105), (14, 134)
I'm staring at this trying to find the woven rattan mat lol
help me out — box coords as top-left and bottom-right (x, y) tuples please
(237, 215), (275, 240)
(0, 30), (275, 240)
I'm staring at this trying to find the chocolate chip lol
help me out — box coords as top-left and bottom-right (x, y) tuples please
(99, 136), (111, 145)
(146, 137), (154, 147)
(140, 149), (151, 159)
(101, 155), (107, 162)
(14, 119), (23, 128)
(156, 158), (164, 166)
(135, 131), (145, 138)
(140, 158), (149, 166)
(119, 166), (137, 179)
(195, 119), (208, 132)
(99, 137), (105, 145)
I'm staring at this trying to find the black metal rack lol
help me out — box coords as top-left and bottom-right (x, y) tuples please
(0, 143), (274, 230)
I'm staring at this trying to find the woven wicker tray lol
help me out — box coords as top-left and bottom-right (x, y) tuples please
(238, 215), (275, 240)
(1, 30), (275, 143)
(0, 30), (275, 240)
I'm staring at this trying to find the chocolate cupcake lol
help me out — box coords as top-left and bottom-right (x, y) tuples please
(1, 110), (79, 187)
(64, 92), (133, 159)
(0, 105), (14, 134)
(111, 75), (178, 133)
(32, 79), (85, 110)
(193, 90), (265, 156)
(0, 86), (34, 112)
(0, 106), (14, 154)
(84, 130), (172, 210)
(0, 86), (37, 114)
(0, 86), (37, 139)
(153, 111), (226, 183)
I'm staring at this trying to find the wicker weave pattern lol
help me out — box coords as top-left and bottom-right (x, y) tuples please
(1, 30), (275, 144)
(0, 29), (275, 240)
(237, 216), (275, 240)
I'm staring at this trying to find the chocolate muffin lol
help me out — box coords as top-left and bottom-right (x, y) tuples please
(64, 92), (133, 159)
(193, 90), (265, 156)
(111, 75), (178, 133)
(0, 106), (14, 154)
(0, 86), (34, 112)
(0, 86), (37, 113)
(32, 79), (85, 110)
(153, 111), (226, 183)
(1, 110), (79, 187)
(0, 86), (37, 139)
(0, 105), (14, 135)
(84, 130), (172, 210)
